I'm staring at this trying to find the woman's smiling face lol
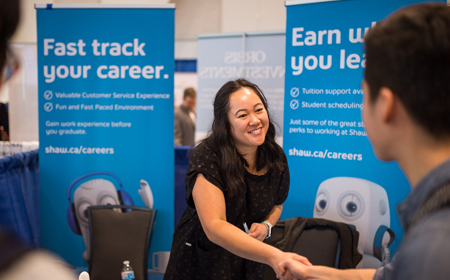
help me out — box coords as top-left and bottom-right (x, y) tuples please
(227, 87), (269, 153)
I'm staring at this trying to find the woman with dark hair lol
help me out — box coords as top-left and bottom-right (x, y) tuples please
(164, 78), (309, 280)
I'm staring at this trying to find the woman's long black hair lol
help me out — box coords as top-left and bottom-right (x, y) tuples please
(201, 78), (285, 196)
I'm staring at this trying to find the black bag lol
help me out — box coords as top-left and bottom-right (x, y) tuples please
(263, 217), (362, 280)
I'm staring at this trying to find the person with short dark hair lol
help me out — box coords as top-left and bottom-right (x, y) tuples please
(278, 3), (450, 280)
(174, 87), (197, 146)
(165, 78), (310, 280)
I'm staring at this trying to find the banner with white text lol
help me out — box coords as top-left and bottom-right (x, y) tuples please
(283, 0), (444, 263)
(37, 4), (175, 267)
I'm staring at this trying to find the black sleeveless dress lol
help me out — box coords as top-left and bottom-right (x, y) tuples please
(164, 142), (290, 280)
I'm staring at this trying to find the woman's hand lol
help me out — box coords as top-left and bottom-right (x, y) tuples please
(278, 258), (310, 279)
(269, 252), (312, 280)
(248, 222), (268, 241)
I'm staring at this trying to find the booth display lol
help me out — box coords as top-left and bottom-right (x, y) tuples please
(36, 4), (175, 267)
(67, 171), (154, 262)
(282, 0), (445, 260)
(0, 0), (438, 275)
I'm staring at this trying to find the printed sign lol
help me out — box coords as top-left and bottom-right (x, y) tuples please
(37, 5), (175, 266)
(283, 0), (444, 258)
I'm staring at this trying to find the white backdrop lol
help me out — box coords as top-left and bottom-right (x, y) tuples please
(8, 43), (39, 142)
(174, 72), (198, 107)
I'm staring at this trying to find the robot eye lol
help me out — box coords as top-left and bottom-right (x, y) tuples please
(319, 199), (327, 209)
(346, 201), (357, 213)
(339, 194), (362, 218)
(314, 190), (329, 215)
(77, 202), (92, 224)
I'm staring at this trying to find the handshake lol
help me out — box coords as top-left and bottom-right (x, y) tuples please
(273, 253), (313, 280)
(272, 254), (375, 280)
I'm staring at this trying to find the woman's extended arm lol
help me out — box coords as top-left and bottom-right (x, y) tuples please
(192, 174), (310, 278)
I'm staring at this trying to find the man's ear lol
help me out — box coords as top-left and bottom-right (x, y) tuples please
(378, 87), (395, 124)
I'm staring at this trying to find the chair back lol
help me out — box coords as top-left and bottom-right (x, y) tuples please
(88, 205), (157, 280)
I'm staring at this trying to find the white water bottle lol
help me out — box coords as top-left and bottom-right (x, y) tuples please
(121, 260), (135, 280)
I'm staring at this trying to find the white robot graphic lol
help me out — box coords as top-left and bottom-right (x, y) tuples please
(68, 172), (154, 262)
(73, 178), (121, 262)
(313, 177), (395, 268)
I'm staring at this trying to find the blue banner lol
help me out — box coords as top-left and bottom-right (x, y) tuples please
(283, 0), (444, 264)
(37, 5), (175, 267)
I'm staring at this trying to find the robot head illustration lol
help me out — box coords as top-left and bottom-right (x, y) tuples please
(313, 177), (394, 267)
(67, 171), (134, 262)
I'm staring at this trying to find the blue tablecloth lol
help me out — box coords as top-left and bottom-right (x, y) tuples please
(0, 150), (40, 247)
(174, 146), (190, 227)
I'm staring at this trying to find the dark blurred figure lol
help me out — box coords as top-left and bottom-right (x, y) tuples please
(0, 0), (19, 142)
(0, 1), (76, 279)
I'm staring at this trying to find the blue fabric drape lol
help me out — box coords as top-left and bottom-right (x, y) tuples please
(174, 146), (190, 227)
(175, 60), (197, 72)
(0, 150), (40, 247)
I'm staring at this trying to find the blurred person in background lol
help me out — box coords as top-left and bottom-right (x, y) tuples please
(174, 87), (196, 146)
